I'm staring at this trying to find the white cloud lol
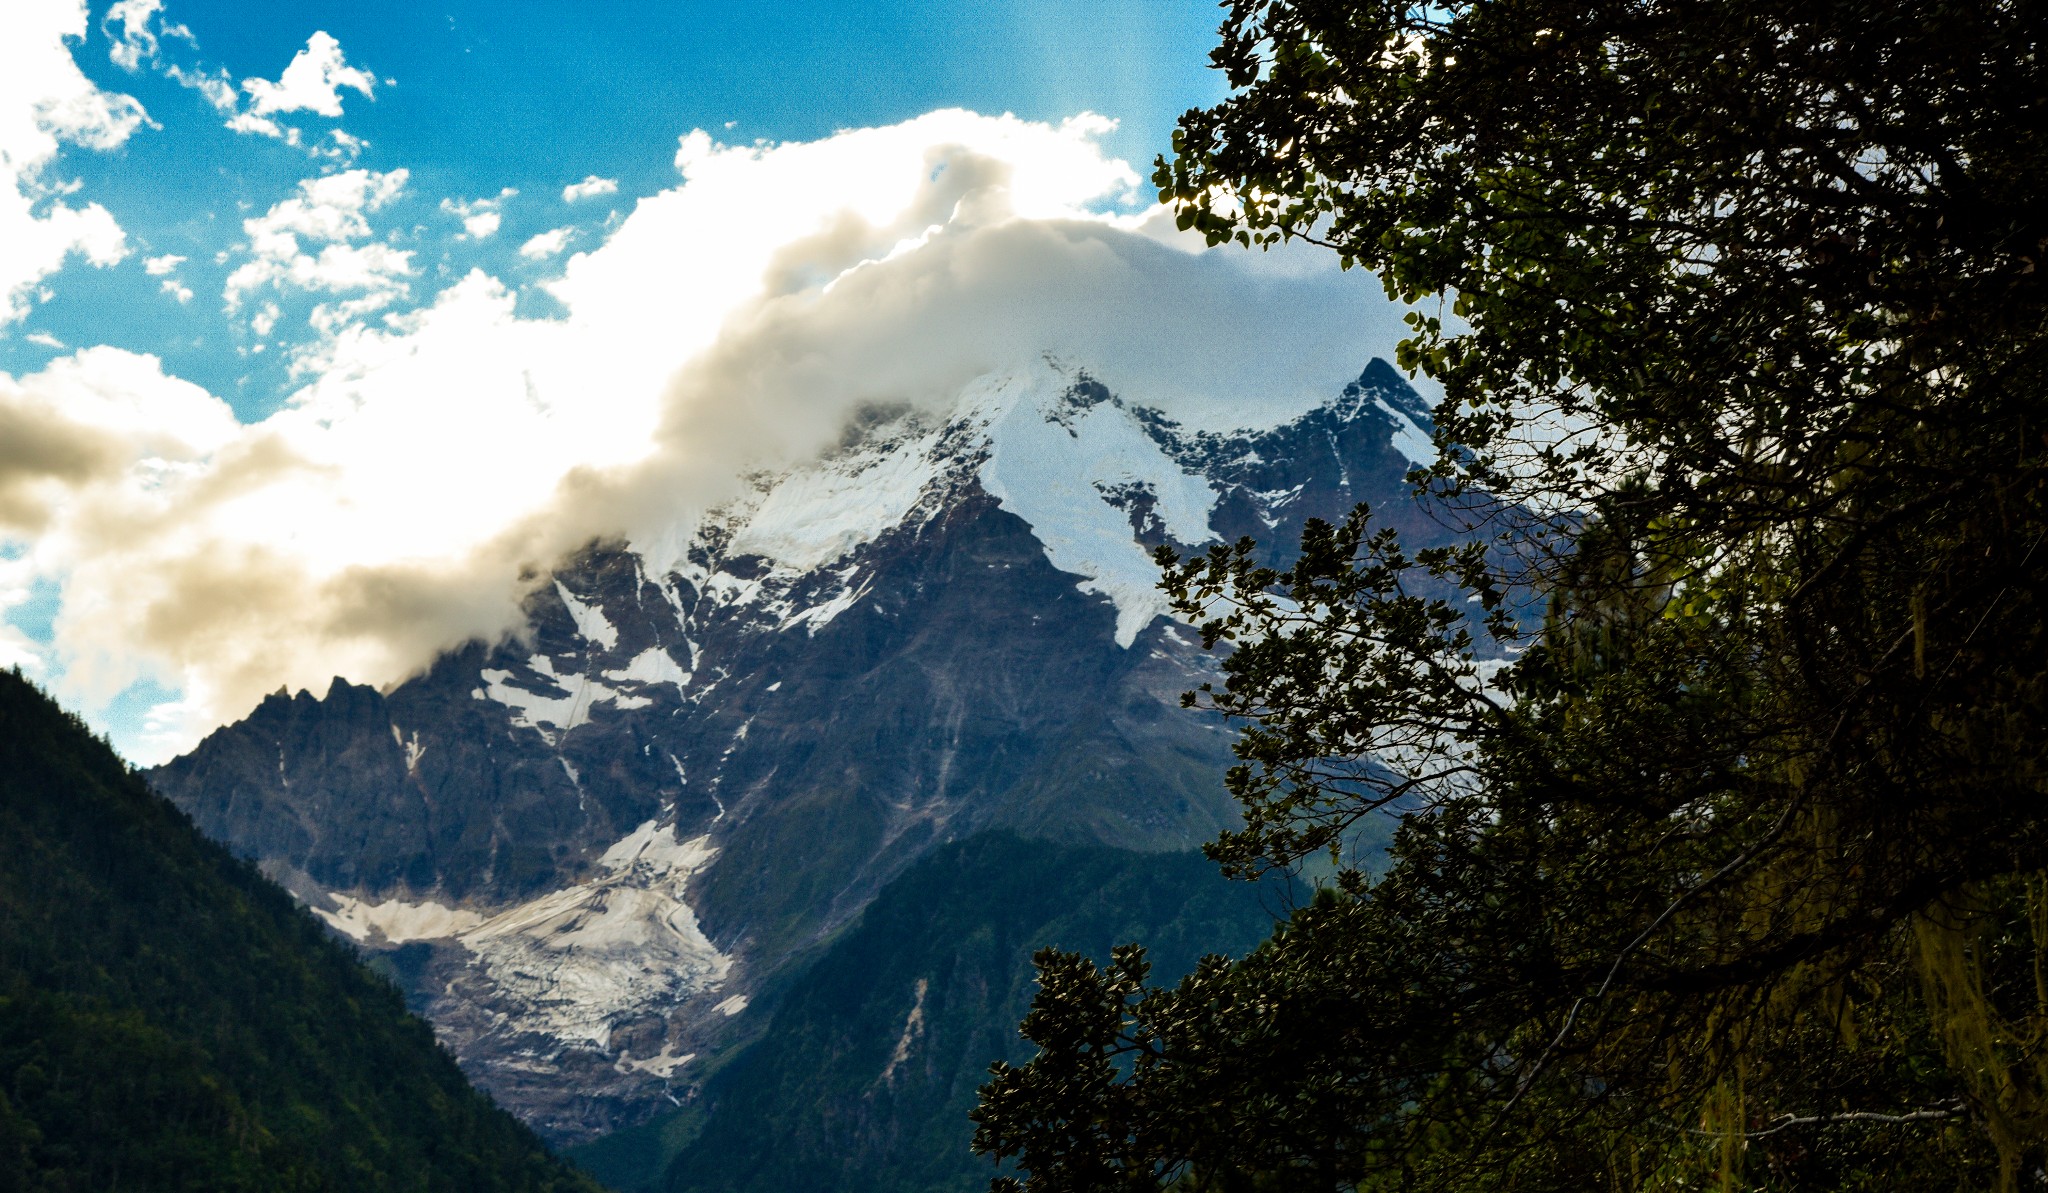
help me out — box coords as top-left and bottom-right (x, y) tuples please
(0, 0), (143, 321)
(442, 188), (516, 240)
(223, 168), (412, 317)
(143, 249), (195, 302)
(2, 109), (1413, 763)
(25, 331), (65, 349)
(242, 31), (374, 119)
(244, 168), (406, 249)
(519, 227), (573, 259)
(0, 548), (43, 672)
(0, 345), (238, 533)
(321, 128), (367, 161)
(224, 109), (289, 141)
(212, 31), (374, 145)
(166, 63), (236, 113)
(562, 175), (619, 203)
(102, 0), (191, 70)
(0, 627), (41, 675)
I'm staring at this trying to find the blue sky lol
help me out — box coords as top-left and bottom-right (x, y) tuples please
(0, 0), (1409, 762)
(12, 0), (1228, 415)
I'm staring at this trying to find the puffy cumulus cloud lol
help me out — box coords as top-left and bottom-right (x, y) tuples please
(7, 109), (1413, 763)
(241, 31), (372, 119)
(519, 227), (573, 259)
(442, 187), (516, 239)
(0, 0), (144, 322)
(217, 31), (373, 144)
(223, 168), (412, 323)
(561, 175), (618, 203)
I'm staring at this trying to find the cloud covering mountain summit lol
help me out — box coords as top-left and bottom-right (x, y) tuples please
(0, 108), (1415, 762)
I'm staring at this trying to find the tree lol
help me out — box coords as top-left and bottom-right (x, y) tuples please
(973, 1), (2048, 1188)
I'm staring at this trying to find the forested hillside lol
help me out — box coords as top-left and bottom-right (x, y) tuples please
(567, 835), (1291, 1193)
(0, 668), (598, 1192)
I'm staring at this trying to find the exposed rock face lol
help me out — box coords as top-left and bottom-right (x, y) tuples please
(148, 357), (1447, 1143)
(646, 834), (1294, 1193)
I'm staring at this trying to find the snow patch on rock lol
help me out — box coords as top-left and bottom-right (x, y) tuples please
(616, 1043), (696, 1079)
(975, 365), (1218, 646)
(607, 646), (691, 689)
(727, 430), (944, 571)
(479, 655), (651, 740)
(780, 569), (873, 635)
(1374, 397), (1435, 467)
(555, 581), (619, 650)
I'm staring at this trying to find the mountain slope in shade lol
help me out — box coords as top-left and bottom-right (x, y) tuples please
(568, 834), (1292, 1193)
(146, 357), (1458, 1141)
(0, 668), (599, 1192)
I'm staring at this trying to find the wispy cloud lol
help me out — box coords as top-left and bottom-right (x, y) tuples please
(101, 0), (192, 71)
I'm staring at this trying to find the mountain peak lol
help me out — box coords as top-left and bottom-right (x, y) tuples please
(147, 357), (1446, 1142)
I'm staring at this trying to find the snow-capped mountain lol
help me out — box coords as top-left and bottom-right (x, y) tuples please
(148, 356), (1445, 1143)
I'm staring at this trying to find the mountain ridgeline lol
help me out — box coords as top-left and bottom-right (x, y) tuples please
(0, 668), (598, 1192)
(143, 358), (1457, 1147)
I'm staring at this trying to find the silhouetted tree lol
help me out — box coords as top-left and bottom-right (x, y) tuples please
(975, 1), (2048, 1187)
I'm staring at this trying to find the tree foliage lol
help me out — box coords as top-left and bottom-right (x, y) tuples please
(0, 669), (600, 1192)
(973, 1), (2048, 1187)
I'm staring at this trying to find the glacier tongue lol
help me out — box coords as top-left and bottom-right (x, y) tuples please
(318, 821), (734, 1057)
(458, 820), (731, 1052)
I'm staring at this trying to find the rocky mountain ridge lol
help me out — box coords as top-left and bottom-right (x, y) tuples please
(148, 356), (1446, 1142)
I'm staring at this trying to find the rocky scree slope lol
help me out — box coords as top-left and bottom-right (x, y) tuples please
(147, 357), (1449, 1143)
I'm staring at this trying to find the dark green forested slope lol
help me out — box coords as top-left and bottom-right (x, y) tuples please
(576, 834), (1287, 1193)
(0, 669), (600, 1192)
